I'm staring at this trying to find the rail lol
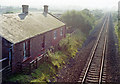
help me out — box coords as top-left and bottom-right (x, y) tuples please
(98, 15), (109, 83)
(79, 15), (110, 83)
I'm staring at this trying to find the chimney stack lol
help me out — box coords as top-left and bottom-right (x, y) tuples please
(44, 5), (48, 13)
(22, 5), (29, 14)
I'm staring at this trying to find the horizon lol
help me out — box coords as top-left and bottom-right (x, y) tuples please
(0, 0), (119, 11)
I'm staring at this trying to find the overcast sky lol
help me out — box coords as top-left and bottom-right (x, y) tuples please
(0, 0), (119, 10)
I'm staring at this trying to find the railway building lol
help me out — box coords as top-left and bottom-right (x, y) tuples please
(0, 5), (66, 77)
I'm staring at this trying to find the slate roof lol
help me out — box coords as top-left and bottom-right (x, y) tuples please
(0, 13), (65, 44)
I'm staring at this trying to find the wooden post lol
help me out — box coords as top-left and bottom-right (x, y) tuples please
(21, 63), (22, 72)
(32, 62), (34, 69)
(29, 63), (31, 73)
(0, 37), (2, 84)
(36, 59), (37, 69)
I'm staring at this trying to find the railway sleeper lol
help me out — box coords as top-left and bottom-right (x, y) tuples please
(88, 70), (99, 73)
(87, 74), (99, 78)
(86, 78), (99, 82)
(88, 72), (99, 76)
(86, 77), (99, 81)
(89, 67), (100, 70)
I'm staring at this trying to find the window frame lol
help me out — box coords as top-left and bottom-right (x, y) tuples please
(23, 42), (26, 59)
(60, 28), (63, 36)
(23, 40), (30, 60)
(54, 30), (57, 40)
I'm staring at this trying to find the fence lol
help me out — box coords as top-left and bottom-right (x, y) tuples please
(0, 57), (11, 81)
(19, 53), (48, 74)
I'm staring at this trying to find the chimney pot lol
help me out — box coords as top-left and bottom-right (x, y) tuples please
(44, 5), (48, 13)
(22, 5), (29, 14)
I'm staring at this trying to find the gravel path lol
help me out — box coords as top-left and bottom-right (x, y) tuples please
(106, 15), (120, 83)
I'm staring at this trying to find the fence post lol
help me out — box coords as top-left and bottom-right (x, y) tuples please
(29, 63), (31, 74)
(21, 63), (22, 72)
(36, 59), (37, 69)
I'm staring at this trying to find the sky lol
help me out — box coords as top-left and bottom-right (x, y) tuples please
(0, 0), (119, 10)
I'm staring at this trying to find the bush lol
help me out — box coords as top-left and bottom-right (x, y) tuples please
(59, 30), (86, 58)
(31, 62), (56, 82)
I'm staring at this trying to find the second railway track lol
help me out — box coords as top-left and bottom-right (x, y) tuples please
(78, 14), (110, 83)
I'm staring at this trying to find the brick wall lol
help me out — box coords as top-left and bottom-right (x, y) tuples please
(52, 26), (66, 46)
(12, 42), (24, 72)
(12, 25), (66, 72)
(30, 34), (44, 59)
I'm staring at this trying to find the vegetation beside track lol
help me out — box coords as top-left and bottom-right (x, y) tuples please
(112, 12), (119, 53)
(61, 9), (103, 36)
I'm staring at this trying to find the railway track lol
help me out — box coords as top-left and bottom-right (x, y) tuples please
(78, 15), (110, 83)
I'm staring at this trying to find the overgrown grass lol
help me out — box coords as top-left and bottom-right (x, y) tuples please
(7, 73), (31, 82)
(48, 51), (66, 69)
(114, 22), (118, 37)
(59, 30), (86, 58)
(113, 12), (119, 53)
(114, 21), (120, 54)
(31, 62), (56, 82)
(7, 62), (56, 83)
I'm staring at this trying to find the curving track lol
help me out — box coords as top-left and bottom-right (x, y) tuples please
(78, 14), (110, 83)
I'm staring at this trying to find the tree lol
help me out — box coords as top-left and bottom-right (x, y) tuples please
(61, 9), (95, 35)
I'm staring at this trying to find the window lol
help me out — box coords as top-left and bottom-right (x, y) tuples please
(23, 40), (30, 59)
(9, 48), (12, 66)
(60, 28), (63, 36)
(54, 30), (57, 39)
(23, 42), (26, 59)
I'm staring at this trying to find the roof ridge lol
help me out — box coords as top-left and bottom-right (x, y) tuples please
(48, 13), (65, 23)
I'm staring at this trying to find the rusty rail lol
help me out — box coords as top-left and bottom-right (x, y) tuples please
(78, 14), (110, 83)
